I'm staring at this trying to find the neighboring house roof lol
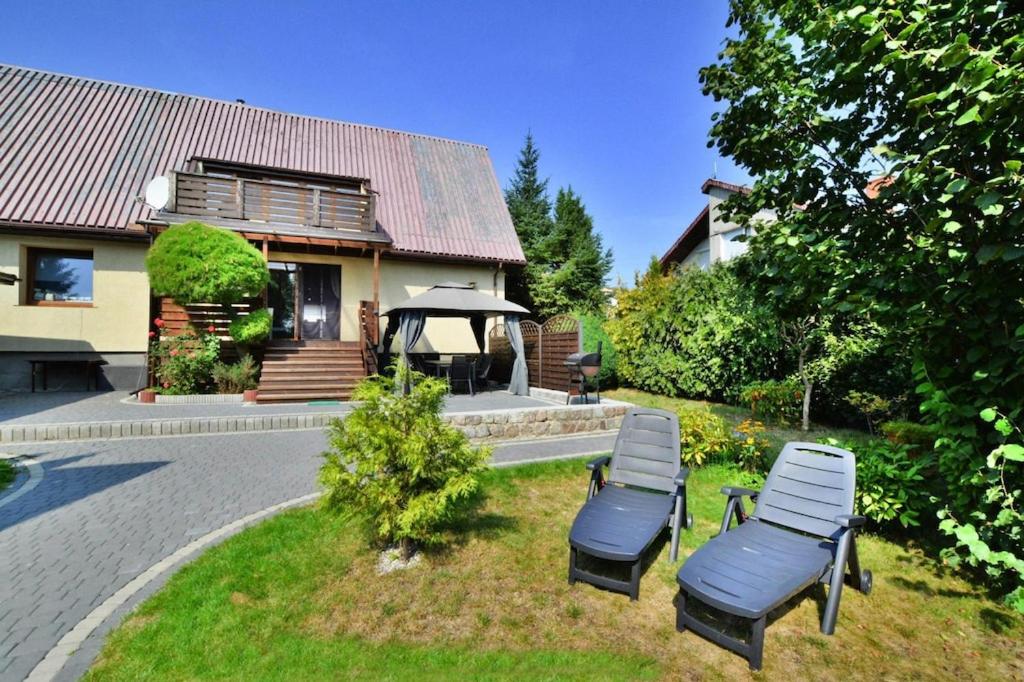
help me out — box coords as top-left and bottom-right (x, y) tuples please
(0, 65), (525, 264)
(661, 178), (752, 270)
(700, 178), (750, 196)
(864, 176), (894, 199)
(659, 205), (709, 270)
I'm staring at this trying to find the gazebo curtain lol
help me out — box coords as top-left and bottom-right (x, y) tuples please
(506, 314), (529, 396)
(470, 314), (487, 353)
(398, 311), (426, 369)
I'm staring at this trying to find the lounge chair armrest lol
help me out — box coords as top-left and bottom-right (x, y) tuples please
(835, 514), (867, 529)
(586, 455), (611, 471)
(673, 467), (690, 487)
(721, 486), (758, 498)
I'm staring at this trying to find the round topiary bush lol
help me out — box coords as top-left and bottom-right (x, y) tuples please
(146, 222), (269, 305)
(229, 308), (271, 346)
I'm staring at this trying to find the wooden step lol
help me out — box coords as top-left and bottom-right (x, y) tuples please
(262, 350), (362, 360)
(260, 367), (364, 376)
(258, 382), (359, 392)
(257, 391), (355, 403)
(266, 341), (359, 350)
(257, 339), (367, 403)
(262, 356), (362, 364)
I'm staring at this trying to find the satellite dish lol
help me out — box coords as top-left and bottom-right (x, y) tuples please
(143, 176), (170, 211)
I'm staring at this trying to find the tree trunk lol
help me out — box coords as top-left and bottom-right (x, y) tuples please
(798, 346), (812, 432)
(802, 379), (813, 432)
(399, 537), (415, 561)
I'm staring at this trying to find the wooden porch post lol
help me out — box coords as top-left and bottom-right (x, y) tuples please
(372, 247), (381, 312)
(262, 237), (269, 307)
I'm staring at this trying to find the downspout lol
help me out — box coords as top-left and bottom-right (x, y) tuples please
(135, 226), (157, 395)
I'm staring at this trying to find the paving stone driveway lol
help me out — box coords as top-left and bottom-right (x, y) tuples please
(0, 431), (324, 681)
(0, 429), (616, 681)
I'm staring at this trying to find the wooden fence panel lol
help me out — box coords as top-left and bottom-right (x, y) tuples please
(487, 316), (580, 391)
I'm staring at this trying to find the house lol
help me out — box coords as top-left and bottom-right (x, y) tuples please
(659, 178), (775, 271)
(0, 65), (525, 399)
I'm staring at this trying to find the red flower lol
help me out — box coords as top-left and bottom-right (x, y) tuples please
(169, 349), (179, 357)
(207, 325), (216, 333)
(162, 382), (171, 389)
(154, 318), (165, 328)
(148, 331), (156, 338)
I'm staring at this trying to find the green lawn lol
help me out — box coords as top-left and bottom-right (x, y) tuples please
(0, 458), (15, 493)
(87, 458), (1022, 681)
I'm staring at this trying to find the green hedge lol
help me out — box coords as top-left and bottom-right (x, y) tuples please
(229, 308), (271, 346)
(608, 262), (783, 402)
(578, 313), (618, 388)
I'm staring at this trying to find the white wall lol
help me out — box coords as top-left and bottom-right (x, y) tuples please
(705, 186), (776, 265)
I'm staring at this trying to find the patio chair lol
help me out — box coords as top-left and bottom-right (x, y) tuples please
(674, 442), (873, 671)
(474, 354), (493, 388)
(448, 355), (475, 395)
(568, 407), (693, 601)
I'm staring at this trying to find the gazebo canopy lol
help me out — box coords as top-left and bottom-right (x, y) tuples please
(380, 282), (531, 395)
(383, 282), (529, 318)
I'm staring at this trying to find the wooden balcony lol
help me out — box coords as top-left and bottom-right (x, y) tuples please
(169, 171), (376, 232)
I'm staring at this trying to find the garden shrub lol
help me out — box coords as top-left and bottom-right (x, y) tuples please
(578, 312), (617, 388)
(609, 260), (783, 402)
(739, 379), (802, 425)
(228, 308), (271, 347)
(146, 222), (269, 305)
(880, 420), (936, 454)
(824, 437), (935, 530)
(937, 408), (1024, 613)
(733, 418), (771, 475)
(677, 407), (736, 467)
(212, 355), (260, 394)
(319, 366), (490, 558)
(150, 326), (220, 395)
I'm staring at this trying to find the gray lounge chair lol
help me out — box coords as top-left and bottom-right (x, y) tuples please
(675, 442), (872, 670)
(568, 407), (693, 601)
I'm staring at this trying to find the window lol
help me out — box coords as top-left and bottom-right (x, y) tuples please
(27, 249), (93, 305)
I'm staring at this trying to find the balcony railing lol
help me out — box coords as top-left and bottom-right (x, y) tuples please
(170, 172), (376, 232)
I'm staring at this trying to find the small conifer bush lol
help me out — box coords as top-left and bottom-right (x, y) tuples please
(319, 365), (490, 558)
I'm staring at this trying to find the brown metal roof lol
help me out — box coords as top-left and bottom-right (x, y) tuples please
(0, 65), (525, 264)
(659, 204), (709, 270)
(700, 177), (751, 195)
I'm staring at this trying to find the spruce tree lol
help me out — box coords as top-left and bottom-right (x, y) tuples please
(504, 133), (554, 311)
(530, 187), (612, 317)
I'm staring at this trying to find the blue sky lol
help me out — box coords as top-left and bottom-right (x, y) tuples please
(0, 0), (748, 283)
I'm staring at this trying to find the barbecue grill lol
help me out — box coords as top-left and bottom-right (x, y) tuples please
(564, 341), (602, 404)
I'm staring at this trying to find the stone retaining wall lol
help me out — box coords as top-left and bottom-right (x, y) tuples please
(0, 393), (632, 445)
(445, 402), (628, 441)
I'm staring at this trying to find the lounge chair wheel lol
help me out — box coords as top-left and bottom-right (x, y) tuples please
(685, 513), (694, 530)
(860, 569), (872, 595)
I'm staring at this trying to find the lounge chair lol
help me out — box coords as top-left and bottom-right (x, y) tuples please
(674, 442), (872, 670)
(568, 407), (693, 601)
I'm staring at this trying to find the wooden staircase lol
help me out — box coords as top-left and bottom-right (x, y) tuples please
(257, 340), (366, 403)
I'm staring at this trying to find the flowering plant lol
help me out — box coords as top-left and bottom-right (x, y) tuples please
(149, 324), (220, 395)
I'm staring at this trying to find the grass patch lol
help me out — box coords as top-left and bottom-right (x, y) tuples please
(87, 458), (1022, 681)
(0, 458), (15, 493)
(605, 388), (868, 453)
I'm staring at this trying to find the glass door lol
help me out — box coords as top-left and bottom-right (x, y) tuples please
(268, 262), (297, 340)
(300, 264), (341, 340)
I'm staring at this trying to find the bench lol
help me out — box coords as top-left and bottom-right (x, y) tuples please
(28, 355), (105, 392)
